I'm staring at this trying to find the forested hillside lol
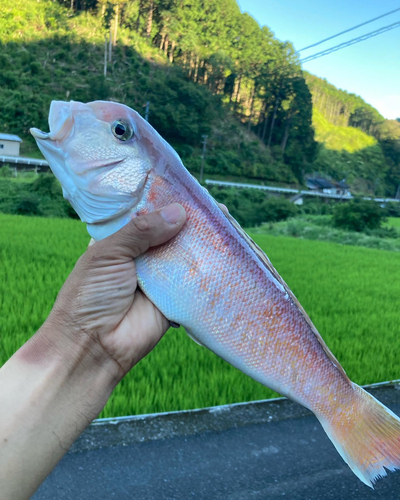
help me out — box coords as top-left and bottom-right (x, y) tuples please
(0, 0), (399, 195)
(306, 73), (400, 196)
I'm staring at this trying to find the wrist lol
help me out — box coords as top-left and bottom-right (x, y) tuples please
(15, 317), (120, 415)
(19, 308), (124, 386)
(0, 318), (120, 500)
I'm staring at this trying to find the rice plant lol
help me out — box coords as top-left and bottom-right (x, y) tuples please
(1, 214), (399, 418)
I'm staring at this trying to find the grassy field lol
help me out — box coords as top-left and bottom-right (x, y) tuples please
(1, 213), (399, 418)
(253, 216), (400, 252)
(387, 217), (400, 229)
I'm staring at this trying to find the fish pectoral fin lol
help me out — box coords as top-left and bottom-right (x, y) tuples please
(185, 329), (206, 348)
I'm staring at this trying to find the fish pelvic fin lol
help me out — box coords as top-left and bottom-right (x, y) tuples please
(318, 383), (400, 488)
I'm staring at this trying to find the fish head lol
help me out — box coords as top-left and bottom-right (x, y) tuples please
(30, 100), (177, 239)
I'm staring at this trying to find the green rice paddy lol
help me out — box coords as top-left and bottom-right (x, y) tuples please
(1, 213), (399, 418)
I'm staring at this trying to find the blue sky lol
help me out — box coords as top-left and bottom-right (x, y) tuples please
(237, 0), (400, 119)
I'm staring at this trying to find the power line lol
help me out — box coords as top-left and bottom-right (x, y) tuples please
(298, 6), (400, 52)
(300, 20), (400, 64)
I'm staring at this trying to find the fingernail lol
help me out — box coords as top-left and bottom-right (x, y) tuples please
(161, 203), (184, 224)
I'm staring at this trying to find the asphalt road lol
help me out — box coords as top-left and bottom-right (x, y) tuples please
(33, 388), (400, 500)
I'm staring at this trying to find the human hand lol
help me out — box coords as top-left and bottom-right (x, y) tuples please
(0, 203), (186, 499)
(45, 203), (187, 378)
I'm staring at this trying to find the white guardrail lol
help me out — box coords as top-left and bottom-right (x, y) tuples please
(205, 179), (400, 203)
(0, 155), (49, 167)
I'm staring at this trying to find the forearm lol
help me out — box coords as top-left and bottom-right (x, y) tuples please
(0, 317), (121, 500)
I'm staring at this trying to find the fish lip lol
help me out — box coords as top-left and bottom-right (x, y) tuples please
(30, 101), (75, 142)
(30, 118), (73, 142)
(30, 128), (50, 140)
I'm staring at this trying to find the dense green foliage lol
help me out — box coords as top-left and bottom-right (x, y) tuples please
(0, 0), (399, 194)
(1, 214), (399, 417)
(208, 186), (298, 226)
(0, 176), (299, 225)
(0, 175), (77, 218)
(313, 144), (388, 196)
(332, 198), (387, 232)
(306, 74), (400, 196)
(0, 165), (13, 178)
(312, 108), (377, 153)
(306, 73), (384, 134)
(254, 215), (400, 252)
(0, 0), (313, 182)
(386, 217), (400, 228)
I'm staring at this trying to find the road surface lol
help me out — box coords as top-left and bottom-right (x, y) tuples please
(33, 383), (400, 500)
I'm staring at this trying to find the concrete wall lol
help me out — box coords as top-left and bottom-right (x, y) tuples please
(0, 140), (20, 156)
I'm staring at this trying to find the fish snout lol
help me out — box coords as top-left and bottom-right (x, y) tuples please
(30, 101), (75, 142)
(48, 101), (74, 141)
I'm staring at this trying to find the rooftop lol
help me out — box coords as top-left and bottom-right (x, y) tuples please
(307, 178), (334, 189)
(0, 133), (22, 142)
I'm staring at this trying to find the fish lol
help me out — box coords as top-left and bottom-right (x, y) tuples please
(31, 100), (400, 487)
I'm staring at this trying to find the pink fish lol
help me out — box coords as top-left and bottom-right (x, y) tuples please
(31, 100), (400, 487)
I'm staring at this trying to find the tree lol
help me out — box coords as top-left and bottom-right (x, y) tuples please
(333, 198), (386, 232)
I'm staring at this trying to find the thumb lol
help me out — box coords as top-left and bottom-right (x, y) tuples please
(96, 203), (187, 259)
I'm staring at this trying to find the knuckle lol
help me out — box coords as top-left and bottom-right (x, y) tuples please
(131, 216), (151, 233)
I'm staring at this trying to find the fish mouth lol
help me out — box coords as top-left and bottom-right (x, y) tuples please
(30, 128), (51, 140)
(30, 101), (76, 142)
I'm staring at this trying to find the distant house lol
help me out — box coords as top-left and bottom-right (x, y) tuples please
(306, 177), (350, 196)
(334, 180), (351, 196)
(0, 133), (22, 157)
(306, 178), (333, 193)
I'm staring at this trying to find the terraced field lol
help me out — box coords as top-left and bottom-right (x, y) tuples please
(1, 214), (399, 417)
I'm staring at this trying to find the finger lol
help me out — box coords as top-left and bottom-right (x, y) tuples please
(96, 203), (186, 259)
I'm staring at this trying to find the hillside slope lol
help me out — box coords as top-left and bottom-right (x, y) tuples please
(312, 108), (376, 153)
(0, 0), (304, 184)
(0, 0), (399, 195)
(306, 73), (400, 195)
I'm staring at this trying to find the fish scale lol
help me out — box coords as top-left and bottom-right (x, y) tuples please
(135, 171), (343, 410)
(31, 99), (400, 487)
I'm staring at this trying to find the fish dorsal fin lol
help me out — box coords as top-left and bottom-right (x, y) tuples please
(219, 205), (350, 383)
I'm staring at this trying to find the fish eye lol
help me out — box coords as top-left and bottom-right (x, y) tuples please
(111, 120), (134, 141)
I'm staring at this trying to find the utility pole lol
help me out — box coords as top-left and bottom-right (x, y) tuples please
(200, 134), (208, 183)
(104, 34), (108, 77)
(144, 101), (150, 122)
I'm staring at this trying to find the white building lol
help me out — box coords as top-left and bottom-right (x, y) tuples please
(0, 133), (22, 156)
(306, 177), (351, 196)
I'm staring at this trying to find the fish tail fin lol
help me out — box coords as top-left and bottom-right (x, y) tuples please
(318, 383), (400, 488)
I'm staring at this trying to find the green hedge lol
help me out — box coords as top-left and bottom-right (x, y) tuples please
(0, 175), (78, 218)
